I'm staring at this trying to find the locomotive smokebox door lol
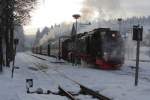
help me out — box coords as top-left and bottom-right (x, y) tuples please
(132, 25), (143, 41)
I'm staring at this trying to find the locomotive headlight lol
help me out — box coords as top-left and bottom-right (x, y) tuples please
(112, 33), (116, 37)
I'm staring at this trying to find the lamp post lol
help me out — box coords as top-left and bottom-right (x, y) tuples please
(72, 14), (80, 65)
(72, 14), (81, 35)
(118, 18), (122, 34)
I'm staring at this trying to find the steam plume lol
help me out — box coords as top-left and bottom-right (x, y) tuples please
(81, 0), (125, 20)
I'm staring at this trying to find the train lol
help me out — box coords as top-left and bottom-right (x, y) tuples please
(32, 28), (124, 69)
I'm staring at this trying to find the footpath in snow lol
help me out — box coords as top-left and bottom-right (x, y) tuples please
(0, 52), (150, 100)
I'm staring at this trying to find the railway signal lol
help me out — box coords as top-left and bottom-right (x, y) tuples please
(133, 25), (143, 41)
(132, 25), (143, 86)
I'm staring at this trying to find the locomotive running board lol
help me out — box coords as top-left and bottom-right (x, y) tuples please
(79, 84), (111, 100)
(58, 86), (77, 100)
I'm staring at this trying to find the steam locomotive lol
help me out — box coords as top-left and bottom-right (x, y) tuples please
(33, 28), (124, 69)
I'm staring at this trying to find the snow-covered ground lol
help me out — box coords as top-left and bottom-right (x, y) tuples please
(1, 49), (150, 100)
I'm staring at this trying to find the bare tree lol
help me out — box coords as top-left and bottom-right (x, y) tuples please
(0, 0), (37, 69)
(14, 0), (38, 25)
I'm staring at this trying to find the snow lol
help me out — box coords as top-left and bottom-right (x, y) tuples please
(1, 49), (150, 100)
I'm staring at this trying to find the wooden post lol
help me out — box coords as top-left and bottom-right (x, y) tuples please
(40, 46), (42, 54)
(58, 38), (61, 60)
(48, 44), (51, 56)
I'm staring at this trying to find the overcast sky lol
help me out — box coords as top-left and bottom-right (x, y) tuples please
(121, 0), (150, 17)
(24, 0), (150, 35)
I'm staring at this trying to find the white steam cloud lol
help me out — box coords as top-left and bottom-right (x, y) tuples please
(80, 0), (126, 20)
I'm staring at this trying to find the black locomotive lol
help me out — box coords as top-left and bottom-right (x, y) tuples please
(33, 28), (124, 69)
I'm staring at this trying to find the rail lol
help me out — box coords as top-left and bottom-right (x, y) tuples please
(29, 53), (111, 100)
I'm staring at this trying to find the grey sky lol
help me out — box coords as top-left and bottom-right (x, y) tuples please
(120, 0), (150, 17)
(24, 0), (150, 35)
(81, 0), (150, 20)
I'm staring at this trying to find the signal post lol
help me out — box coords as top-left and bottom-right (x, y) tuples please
(132, 25), (143, 86)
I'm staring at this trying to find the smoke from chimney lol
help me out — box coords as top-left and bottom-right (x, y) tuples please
(80, 0), (125, 21)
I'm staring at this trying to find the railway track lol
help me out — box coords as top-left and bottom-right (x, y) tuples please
(30, 54), (111, 100)
(29, 53), (66, 64)
(29, 54), (47, 61)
